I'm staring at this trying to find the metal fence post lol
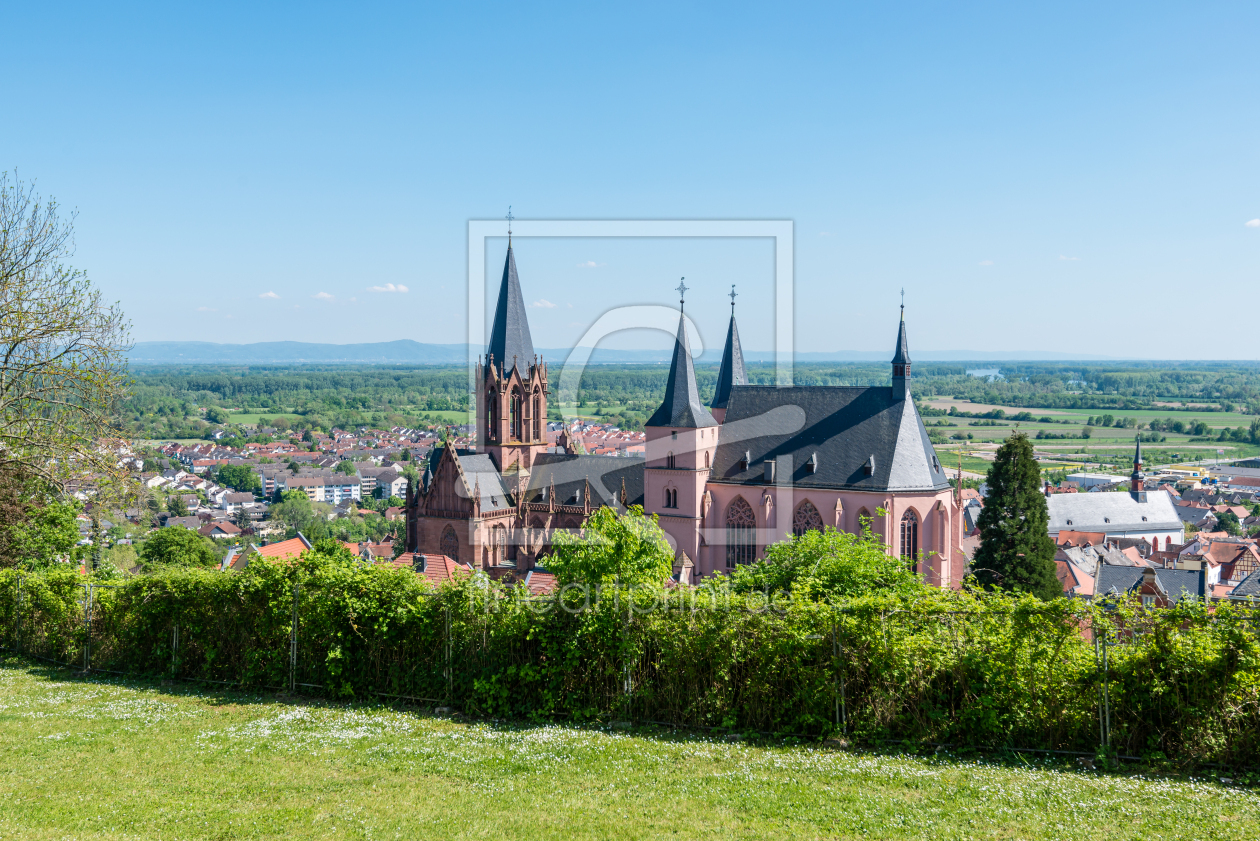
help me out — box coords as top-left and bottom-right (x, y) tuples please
(289, 582), (300, 693)
(444, 604), (452, 703)
(83, 583), (93, 672)
(14, 575), (22, 656)
(1101, 630), (1111, 752)
(832, 608), (844, 735)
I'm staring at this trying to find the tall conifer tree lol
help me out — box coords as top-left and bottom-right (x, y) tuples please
(973, 432), (1060, 599)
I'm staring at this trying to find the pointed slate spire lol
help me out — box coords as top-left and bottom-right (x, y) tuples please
(711, 291), (746, 411)
(891, 301), (911, 401)
(891, 303), (911, 366)
(648, 292), (717, 429)
(487, 244), (535, 377)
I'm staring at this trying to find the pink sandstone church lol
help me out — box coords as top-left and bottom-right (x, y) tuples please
(404, 244), (966, 588)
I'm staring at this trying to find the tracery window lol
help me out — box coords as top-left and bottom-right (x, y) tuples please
(900, 510), (919, 564)
(440, 525), (459, 562)
(492, 524), (507, 566)
(532, 393), (541, 441)
(509, 389), (521, 440)
(726, 496), (756, 570)
(792, 500), (824, 537)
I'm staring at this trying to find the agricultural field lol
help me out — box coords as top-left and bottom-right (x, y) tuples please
(2, 658), (1257, 841)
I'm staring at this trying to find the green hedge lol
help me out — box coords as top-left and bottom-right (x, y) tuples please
(2, 561), (1259, 766)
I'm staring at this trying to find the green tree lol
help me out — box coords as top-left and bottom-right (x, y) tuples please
(205, 407), (230, 424)
(730, 521), (920, 599)
(1216, 510), (1241, 536)
(288, 460), (301, 474)
(546, 506), (674, 587)
(972, 432), (1060, 599)
(1, 492), (80, 568)
(166, 495), (188, 517)
(232, 507), (252, 531)
(217, 464), (261, 493)
(335, 460), (357, 475)
(269, 489), (330, 536)
(137, 527), (218, 572)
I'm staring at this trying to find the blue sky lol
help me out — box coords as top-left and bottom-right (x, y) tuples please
(4, 2), (1259, 358)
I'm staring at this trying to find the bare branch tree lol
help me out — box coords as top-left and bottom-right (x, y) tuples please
(0, 171), (132, 499)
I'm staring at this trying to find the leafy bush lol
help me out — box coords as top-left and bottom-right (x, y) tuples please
(2, 554), (1258, 766)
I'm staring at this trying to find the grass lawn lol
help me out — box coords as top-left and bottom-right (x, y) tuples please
(2, 658), (1257, 840)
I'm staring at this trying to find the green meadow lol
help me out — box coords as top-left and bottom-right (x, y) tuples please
(2, 657), (1256, 840)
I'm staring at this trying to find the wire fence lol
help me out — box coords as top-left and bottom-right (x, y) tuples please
(3, 576), (1260, 765)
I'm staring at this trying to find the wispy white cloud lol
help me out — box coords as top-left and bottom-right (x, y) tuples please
(576, 261), (605, 268)
(313, 292), (334, 300)
(1058, 255), (1079, 261)
(978, 260), (994, 266)
(259, 291), (280, 299)
(531, 299), (557, 308)
(369, 283), (409, 293)
(1246, 219), (1260, 228)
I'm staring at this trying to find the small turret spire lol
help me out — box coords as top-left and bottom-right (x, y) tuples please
(891, 298), (911, 401)
(648, 283), (717, 429)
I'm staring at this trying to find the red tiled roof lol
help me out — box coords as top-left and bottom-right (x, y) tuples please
(392, 553), (473, 586)
(1057, 530), (1106, 548)
(523, 569), (557, 595)
(253, 535), (312, 559)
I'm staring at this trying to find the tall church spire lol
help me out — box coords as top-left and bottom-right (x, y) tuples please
(487, 243), (534, 377)
(891, 296), (911, 401)
(647, 280), (717, 429)
(711, 284), (746, 414)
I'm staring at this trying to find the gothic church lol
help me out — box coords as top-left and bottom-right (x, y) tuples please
(405, 244), (964, 587)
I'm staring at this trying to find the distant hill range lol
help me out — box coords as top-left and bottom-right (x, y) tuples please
(127, 340), (1114, 365)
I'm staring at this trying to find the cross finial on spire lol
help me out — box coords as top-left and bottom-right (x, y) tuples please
(676, 278), (688, 309)
(900, 287), (905, 320)
(506, 206), (514, 242)
(729, 284), (738, 312)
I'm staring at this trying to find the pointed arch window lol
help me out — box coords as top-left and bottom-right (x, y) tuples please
(900, 510), (919, 564)
(532, 392), (541, 441)
(509, 388), (522, 440)
(487, 391), (497, 440)
(492, 524), (508, 566)
(792, 500), (824, 537)
(440, 525), (459, 562)
(666, 451), (676, 469)
(726, 497), (756, 569)
(704, 451), (710, 469)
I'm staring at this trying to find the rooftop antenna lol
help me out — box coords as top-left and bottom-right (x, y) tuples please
(729, 283), (738, 313)
(506, 206), (514, 244)
(676, 278), (688, 311)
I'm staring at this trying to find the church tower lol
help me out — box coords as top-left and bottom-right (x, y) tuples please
(891, 299), (911, 402)
(710, 285), (746, 424)
(643, 281), (718, 567)
(476, 241), (550, 490)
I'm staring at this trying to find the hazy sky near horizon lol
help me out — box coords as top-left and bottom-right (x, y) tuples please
(4, 2), (1259, 358)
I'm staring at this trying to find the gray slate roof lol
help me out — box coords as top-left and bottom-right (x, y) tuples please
(647, 311), (717, 429)
(1046, 490), (1182, 534)
(709, 385), (950, 493)
(710, 313), (746, 411)
(486, 244), (535, 376)
(1231, 570), (1260, 599)
(522, 453), (646, 509)
(456, 452), (514, 512)
(1094, 566), (1206, 604)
